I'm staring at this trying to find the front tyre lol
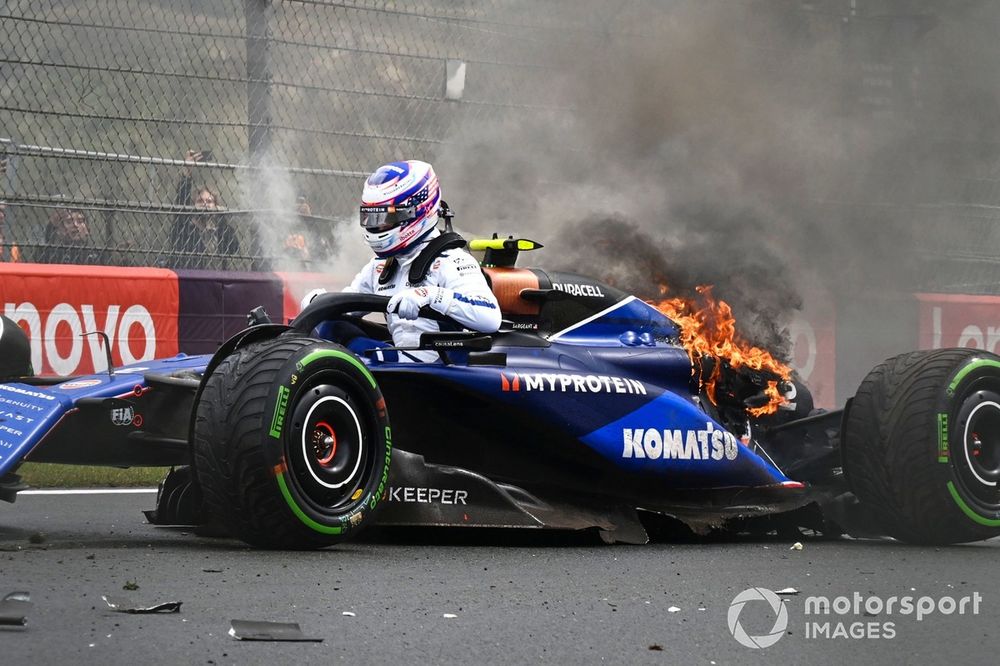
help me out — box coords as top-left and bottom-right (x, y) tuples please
(193, 336), (391, 549)
(843, 348), (1000, 544)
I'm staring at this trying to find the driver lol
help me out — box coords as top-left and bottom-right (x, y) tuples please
(304, 160), (500, 361)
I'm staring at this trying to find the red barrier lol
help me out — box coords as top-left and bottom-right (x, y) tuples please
(789, 290), (837, 409)
(917, 293), (1000, 353)
(19, 266), (993, 411)
(275, 271), (336, 324)
(0, 263), (179, 375)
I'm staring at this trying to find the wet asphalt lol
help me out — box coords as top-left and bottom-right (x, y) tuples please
(2, 491), (999, 665)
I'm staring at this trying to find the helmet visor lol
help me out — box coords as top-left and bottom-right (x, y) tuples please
(360, 204), (416, 233)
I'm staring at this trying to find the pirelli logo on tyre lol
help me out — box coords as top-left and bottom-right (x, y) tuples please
(937, 413), (949, 463)
(269, 385), (290, 439)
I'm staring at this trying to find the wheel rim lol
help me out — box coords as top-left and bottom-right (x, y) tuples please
(286, 379), (374, 513)
(300, 397), (362, 488)
(963, 402), (1000, 485)
(954, 389), (1000, 511)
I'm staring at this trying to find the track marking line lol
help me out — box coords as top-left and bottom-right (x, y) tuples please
(20, 488), (157, 495)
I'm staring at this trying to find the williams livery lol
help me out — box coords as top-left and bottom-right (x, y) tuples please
(3, 237), (1000, 549)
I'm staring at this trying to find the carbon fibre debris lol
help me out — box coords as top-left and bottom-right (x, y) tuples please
(102, 596), (182, 614)
(0, 591), (31, 626)
(228, 620), (323, 642)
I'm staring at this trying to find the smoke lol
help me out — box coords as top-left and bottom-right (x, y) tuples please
(436, 0), (1000, 358)
(544, 212), (802, 358)
(245, 162), (298, 256)
(242, 161), (366, 286)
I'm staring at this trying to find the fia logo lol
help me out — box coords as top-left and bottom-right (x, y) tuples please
(110, 406), (135, 427)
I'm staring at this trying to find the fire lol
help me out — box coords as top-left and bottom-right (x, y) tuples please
(651, 285), (791, 417)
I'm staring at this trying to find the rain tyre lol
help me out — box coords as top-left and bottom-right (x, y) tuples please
(843, 348), (1000, 544)
(192, 335), (391, 549)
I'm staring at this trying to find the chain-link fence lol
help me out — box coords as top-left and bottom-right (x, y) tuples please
(1, 0), (565, 271)
(3, 1), (1000, 293)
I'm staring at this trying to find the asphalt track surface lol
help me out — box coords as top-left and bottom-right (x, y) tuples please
(3, 491), (1000, 665)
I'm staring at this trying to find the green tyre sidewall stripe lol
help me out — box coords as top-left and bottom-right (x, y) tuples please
(945, 356), (1000, 525)
(298, 349), (377, 389)
(947, 481), (1000, 527)
(947, 358), (1000, 395)
(277, 474), (343, 534)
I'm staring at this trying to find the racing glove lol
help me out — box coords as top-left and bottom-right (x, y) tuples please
(299, 288), (327, 312)
(387, 286), (453, 320)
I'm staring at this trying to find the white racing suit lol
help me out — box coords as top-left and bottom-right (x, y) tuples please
(341, 231), (501, 361)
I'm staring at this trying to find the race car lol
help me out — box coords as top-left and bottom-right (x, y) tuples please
(2, 235), (999, 549)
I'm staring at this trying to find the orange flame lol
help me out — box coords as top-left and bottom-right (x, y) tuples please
(651, 285), (791, 417)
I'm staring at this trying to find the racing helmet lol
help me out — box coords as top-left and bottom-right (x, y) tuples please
(359, 160), (440, 257)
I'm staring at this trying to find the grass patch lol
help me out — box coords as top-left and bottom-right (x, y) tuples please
(17, 463), (166, 488)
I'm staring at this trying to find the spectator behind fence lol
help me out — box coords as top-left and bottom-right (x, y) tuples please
(272, 195), (315, 270)
(36, 207), (101, 265)
(0, 201), (22, 262)
(169, 150), (240, 270)
(270, 195), (335, 271)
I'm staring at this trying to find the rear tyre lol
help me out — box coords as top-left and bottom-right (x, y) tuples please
(193, 335), (391, 549)
(843, 348), (1000, 544)
(144, 466), (202, 526)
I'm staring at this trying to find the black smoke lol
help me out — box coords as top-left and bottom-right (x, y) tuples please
(438, 0), (1000, 361)
(557, 213), (801, 359)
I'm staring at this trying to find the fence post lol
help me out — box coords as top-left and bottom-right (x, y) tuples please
(244, 0), (272, 270)
(245, 0), (272, 164)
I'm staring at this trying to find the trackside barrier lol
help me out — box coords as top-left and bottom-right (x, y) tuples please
(0, 263), (335, 375)
(5, 264), (988, 407)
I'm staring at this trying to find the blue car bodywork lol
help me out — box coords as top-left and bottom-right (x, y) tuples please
(0, 268), (835, 543)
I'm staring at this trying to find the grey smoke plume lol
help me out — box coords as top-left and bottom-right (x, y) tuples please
(437, 0), (1000, 356)
(241, 159), (365, 286)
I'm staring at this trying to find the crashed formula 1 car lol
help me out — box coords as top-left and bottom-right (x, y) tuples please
(2, 235), (1000, 549)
